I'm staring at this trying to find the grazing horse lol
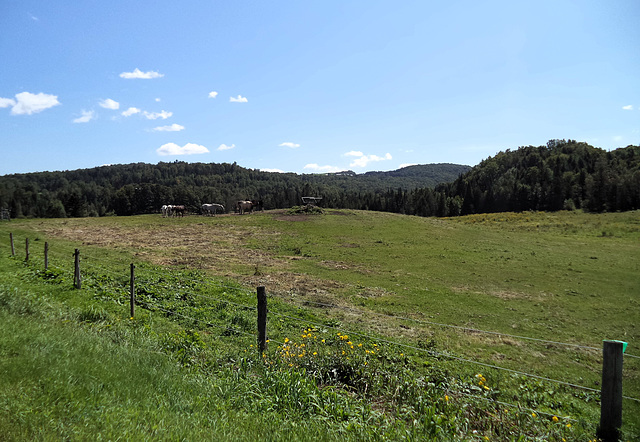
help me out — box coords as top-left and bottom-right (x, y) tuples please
(172, 205), (186, 217)
(251, 200), (264, 211)
(161, 205), (169, 217)
(237, 200), (254, 215)
(202, 203), (225, 216)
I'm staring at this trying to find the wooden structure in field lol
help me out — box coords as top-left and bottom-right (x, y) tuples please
(301, 196), (322, 206)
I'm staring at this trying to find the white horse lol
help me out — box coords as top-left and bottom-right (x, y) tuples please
(202, 203), (225, 216)
(161, 205), (171, 217)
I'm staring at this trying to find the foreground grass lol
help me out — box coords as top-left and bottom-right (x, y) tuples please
(1, 210), (638, 439)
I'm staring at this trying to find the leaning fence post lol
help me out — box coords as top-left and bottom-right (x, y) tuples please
(130, 263), (135, 318)
(44, 242), (48, 270)
(10, 233), (15, 256)
(257, 286), (267, 353)
(73, 249), (81, 289)
(597, 340), (624, 441)
(25, 238), (29, 262)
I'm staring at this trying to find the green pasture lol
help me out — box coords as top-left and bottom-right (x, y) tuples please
(0, 209), (638, 439)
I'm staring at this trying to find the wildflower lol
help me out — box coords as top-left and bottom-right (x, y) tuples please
(358, 343), (362, 347)
(531, 412), (537, 418)
(400, 353), (404, 357)
(321, 339), (325, 343)
(313, 352), (317, 356)
(566, 424), (571, 428)
(552, 416), (559, 422)
(284, 338), (289, 343)
(445, 395), (449, 402)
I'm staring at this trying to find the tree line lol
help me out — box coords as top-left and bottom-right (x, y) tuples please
(1, 140), (638, 219)
(0, 161), (469, 218)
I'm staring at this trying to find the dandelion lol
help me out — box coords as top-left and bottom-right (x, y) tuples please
(129, 317), (134, 320)
(445, 395), (449, 402)
(566, 423), (571, 428)
(321, 339), (326, 343)
(531, 412), (537, 418)
(313, 352), (317, 356)
(552, 416), (559, 422)
(400, 353), (404, 357)
(284, 338), (289, 343)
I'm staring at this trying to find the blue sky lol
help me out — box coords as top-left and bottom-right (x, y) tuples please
(1, 0), (638, 176)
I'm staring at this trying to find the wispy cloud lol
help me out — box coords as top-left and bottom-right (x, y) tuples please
(261, 168), (285, 173)
(73, 110), (95, 123)
(157, 142), (209, 156)
(120, 68), (164, 79)
(279, 142), (300, 148)
(143, 110), (172, 120)
(121, 107), (141, 117)
(622, 105), (633, 110)
(303, 164), (342, 173)
(152, 123), (184, 132)
(2, 92), (61, 115)
(0, 98), (16, 108)
(229, 95), (248, 103)
(217, 143), (235, 151)
(99, 98), (119, 110)
(345, 151), (392, 168)
(28, 12), (39, 21)
(208, 91), (218, 99)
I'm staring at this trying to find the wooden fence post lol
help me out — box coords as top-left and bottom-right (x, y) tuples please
(25, 238), (29, 262)
(10, 233), (15, 256)
(73, 249), (81, 289)
(130, 263), (135, 318)
(597, 340), (624, 441)
(44, 242), (48, 270)
(257, 286), (267, 353)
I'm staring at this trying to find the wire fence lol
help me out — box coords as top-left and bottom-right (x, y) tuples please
(3, 231), (640, 424)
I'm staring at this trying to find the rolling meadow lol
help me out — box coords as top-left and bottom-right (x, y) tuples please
(1, 209), (638, 440)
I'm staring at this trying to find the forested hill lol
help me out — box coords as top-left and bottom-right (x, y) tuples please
(0, 161), (469, 218)
(390, 140), (640, 217)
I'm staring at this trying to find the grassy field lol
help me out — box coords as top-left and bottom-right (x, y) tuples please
(0, 209), (638, 440)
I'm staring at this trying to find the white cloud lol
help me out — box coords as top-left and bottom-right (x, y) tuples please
(73, 110), (95, 123)
(155, 98), (161, 102)
(144, 110), (172, 120)
(344, 150), (364, 157)
(157, 142), (209, 156)
(0, 97), (16, 108)
(229, 95), (248, 103)
(261, 168), (285, 173)
(347, 152), (393, 168)
(217, 143), (236, 151)
(120, 68), (164, 79)
(121, 107), (141, 117)
(303, 164), (342, 173)
(622, 105), (633, 111)
(9, 92), (60, 115)
(208, 91), (218, 98)
(99, 98), (119, 110)
(152, 123), (185, 132)
(279, 142), (300, 148)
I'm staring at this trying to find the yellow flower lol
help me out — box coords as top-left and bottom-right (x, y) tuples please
(552, 416), (559, 422)
(531, 412), (537, 418)
(566, 423), (571, 428)
(400, 353), (404, 357)
(284, 338), (289, 343)
(445, 395), (449, 402)
(321, 339), (326, 343)
(313, 352), (317, 356)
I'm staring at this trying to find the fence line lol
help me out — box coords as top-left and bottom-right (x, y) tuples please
(7, 233), (639, 360)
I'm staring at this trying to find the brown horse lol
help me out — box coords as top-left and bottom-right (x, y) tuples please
(172, 205), (186, 217)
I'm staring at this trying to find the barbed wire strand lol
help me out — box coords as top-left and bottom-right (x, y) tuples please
(452, 390), (580, 423)
(139, 302), (257, 340)
(267, 310), (611, 396)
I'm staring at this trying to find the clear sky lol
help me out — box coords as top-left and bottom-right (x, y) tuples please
(1, 0), (638, 176)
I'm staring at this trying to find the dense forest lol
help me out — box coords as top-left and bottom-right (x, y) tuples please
(0, 162), (469, 218)
(1, 140), (639, 219)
